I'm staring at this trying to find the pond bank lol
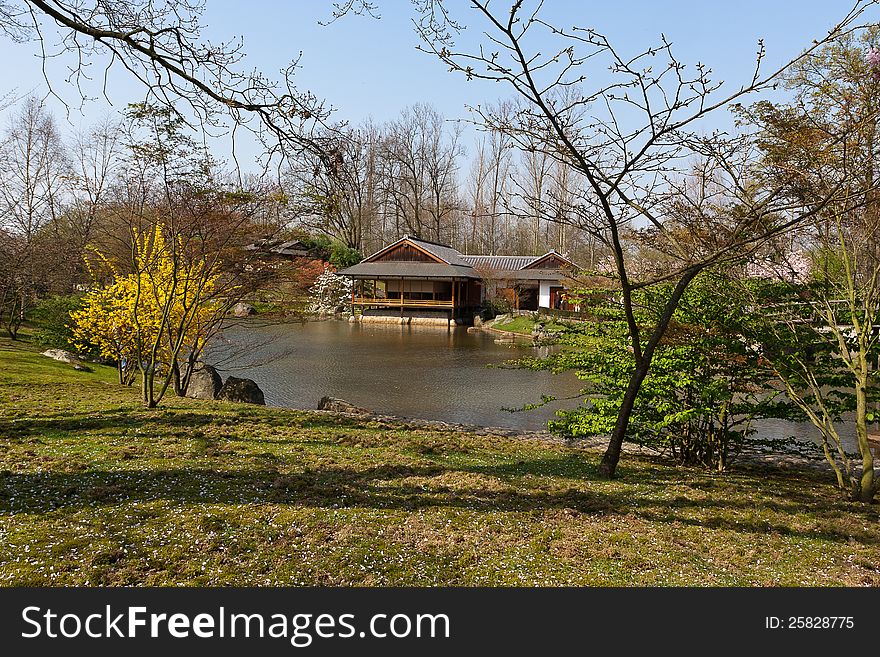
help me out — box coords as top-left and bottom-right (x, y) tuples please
(310, 402), (832, 474)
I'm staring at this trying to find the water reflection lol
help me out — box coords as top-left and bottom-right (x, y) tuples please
(214, 320), (584, 431)
(212, 319), (852, 448)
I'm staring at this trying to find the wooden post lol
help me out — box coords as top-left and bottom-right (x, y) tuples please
(400, 277), (404, 317)
(451, 278), (456, 321)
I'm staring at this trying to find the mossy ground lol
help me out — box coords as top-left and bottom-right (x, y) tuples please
(1, 335), (879, 586)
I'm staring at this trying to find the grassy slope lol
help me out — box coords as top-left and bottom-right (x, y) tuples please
(1, 336), (879, 586)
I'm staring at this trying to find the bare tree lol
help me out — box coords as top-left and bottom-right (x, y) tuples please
(288, 122), (383, 251)
(2, 1), (345, 170)
(67, 116), (121, 246)
(518, 144), (551, 254)
(416, 0), (878, 477)
(0, 96), (68, 239)
(381, 103), (462, 242)
(0, 96), (70, 337)
(465, 125), (514, 254)
(423, 110), (464, 243)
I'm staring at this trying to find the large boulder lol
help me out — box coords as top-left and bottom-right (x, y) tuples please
(231, 302), (256, 318)
(186, 363), (223, 400)
(42, 348), (77, 363)
(217, 376), (265, 405)
(317, 396), (369, 415)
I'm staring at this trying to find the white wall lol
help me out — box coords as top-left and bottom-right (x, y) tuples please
(539, 281), (551, 308)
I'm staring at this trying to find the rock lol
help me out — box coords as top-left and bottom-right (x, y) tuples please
(348, 314), (360, 323)
(80, 354), (113, 365)
(317, 396), (370, 415)
(533, 328), (562, 342)
(231, 302), (256, 318)
(42, 348), (77, 363)
(217, 376), (265, 405)
(72, 363), (93, 372)
(186, 363), (223, 400)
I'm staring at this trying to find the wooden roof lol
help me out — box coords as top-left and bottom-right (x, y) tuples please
(340, 238), (578, 281)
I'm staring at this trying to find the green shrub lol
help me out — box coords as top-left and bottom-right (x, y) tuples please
(31, 294), (91, 353)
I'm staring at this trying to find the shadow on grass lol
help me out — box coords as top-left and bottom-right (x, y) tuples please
(0, 410), (218, 438)
(0, 456), (873, 546)
(0, 406), (373, 439)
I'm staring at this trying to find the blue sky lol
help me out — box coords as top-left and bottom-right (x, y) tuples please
(0, 1), (873, 167)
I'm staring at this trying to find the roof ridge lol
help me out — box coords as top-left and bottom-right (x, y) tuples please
(462, 254), (540, 258)
(404, 234), (456, 250)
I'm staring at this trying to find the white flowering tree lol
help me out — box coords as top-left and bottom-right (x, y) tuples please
(307, 266), (352, 315)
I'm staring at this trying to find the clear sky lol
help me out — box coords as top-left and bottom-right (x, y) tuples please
(0, 1), (874, 168)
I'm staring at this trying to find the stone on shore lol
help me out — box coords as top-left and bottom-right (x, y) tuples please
(217, 376), (265, 405)
(231, 302), (256, 318)
(318, 396), (370, 415)
(186, 363), (223, 400)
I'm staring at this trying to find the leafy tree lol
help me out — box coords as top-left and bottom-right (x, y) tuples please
(298, 234), (363, 268)
(537, 272), (784, 472)
(742, 273), (878, 500)
(71, 271), (140, 384)
(415, 0), (876, 478)
(31, 294), (85, 351)
(737, 27), (880, 502)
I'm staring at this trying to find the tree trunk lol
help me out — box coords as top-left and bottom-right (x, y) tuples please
(854, 366), (875, 503)
(141, 368), (150, 407)
(171, 361), (182, 397)
(599, 359), (651, 477)
(599, 268), (701, 478)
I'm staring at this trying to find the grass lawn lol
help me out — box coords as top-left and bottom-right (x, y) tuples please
(492, 315), (567, 335)
(1, 335), (879, 586)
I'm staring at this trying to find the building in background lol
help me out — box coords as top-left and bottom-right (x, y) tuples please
(339, 236), (579, 324)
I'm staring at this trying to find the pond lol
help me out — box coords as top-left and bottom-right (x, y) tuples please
(213, 319), (585, 431)
(213, 319), (855, 451)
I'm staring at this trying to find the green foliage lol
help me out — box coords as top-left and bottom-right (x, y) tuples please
(741, 273), (880, 498)
(535, 272), (790, 470)
(31, 295), (91, 354)
(298, 235), (362, 268)
(483, 298), (512, 318)
(329, 241), (363, 269)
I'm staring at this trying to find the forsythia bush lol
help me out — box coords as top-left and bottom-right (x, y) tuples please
(71, 224), (221, 385)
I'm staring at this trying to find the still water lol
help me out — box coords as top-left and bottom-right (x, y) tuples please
(214, 319), (848, 448)
(214, 319), (585, 431)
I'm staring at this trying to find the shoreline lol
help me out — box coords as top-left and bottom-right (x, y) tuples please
(302, 405), (831, 473)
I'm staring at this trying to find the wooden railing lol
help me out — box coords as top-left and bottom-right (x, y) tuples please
(352, 297), (454, 308)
